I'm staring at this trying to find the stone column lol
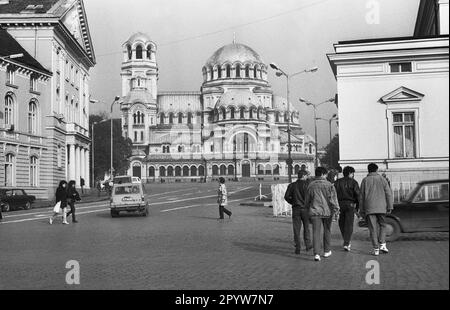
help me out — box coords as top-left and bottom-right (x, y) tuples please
(85, 149), (90, 188)
(75, 145), (80, 183)
(69, 144), (76, 181)
(80, 147), (85, 185)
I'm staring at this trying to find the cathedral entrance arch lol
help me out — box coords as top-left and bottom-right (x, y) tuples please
(241, 160), (251, 177)
(132, 162), (142, 179)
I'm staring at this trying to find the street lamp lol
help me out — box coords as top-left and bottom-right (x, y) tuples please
(270, 63), (318, 183)
(300, 97), (335, 169)
(110, 96), (121, 178)
(316, 114), (338, 143)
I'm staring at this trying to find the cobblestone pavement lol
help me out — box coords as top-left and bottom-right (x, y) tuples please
(0, 182), (448, 290)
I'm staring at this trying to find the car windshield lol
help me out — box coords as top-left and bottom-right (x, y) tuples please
(114, 177), (131, 184)
(403, 184), (420, 202)
(114, 185), (140, 195)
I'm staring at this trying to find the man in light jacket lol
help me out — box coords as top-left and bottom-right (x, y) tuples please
(359, 163), (394, 256)
(305, 167), (340, 262)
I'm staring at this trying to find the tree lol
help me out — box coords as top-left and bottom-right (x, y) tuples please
(89, 114), (133, 181)
(322, 134), (339, 169)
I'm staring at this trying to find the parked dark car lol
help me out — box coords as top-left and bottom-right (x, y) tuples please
(0, 188), (36, 212)
(370, 179), (449, 241)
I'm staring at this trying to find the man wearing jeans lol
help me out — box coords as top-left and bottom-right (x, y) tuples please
(305, 167), (340, 262)
(359, 163), (394, 256)
(284, 170), (312, 254)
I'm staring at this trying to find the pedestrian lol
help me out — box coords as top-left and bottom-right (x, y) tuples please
(335, 166), (360, 251)
(217, 177), (232, 221)
(49, 180), (69, 225)
(327, 169), (338, 184)
(80, 177), (85, 194)
(305, 167), (340, 262)
(359, 163), (394, 256)
(96, 179), (102, 197)
(0, 203), (3, 222)
(284, 170), (313, 254)
(66, 180), (81, 223)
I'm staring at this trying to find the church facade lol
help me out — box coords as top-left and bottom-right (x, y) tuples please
(120, 33), (315, 183)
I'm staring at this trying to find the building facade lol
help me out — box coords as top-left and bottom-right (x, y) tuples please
(120, 33), (315, 182)
(328, 0), (449, 199)
(0, 0), (96, 198)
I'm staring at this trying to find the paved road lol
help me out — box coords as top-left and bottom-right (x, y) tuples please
(0, 182), (448, 290)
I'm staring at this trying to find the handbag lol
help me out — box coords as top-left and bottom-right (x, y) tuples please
(53, 201), (62, 214)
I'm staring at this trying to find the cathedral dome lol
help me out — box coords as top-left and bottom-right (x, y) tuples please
(126, 32), (152, 44)
(216, 89), (261, 108)
(205, 43), (263, 67)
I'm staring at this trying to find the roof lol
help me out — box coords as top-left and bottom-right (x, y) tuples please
(0, 0), (59, 14)
(205, 43), (263, 67)
(125, 32), (153, 45)
(0, 28), (52, 75)
(337, 34), (449, 45)
(216, 89), (262, 108)
(417, 179), (449, 184)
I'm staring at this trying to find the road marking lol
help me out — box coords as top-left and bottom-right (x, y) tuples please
(3, 203), (110, 219)
(160, 197), (253, 213)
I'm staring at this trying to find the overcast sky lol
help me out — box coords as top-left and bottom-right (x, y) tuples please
(85, 0), (420, 147)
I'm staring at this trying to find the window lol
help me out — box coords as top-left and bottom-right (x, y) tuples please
(160, 113), (165, 124)
(275, 112), (280, 122)
(190, 166), (197, 176)
(5, 154), (15, 186)
(245, 65), (250, 78)
(30, 76), (38, 92)
(393, 112), (415, 158)
(240, 107), (245, 119)
(187, 112), (193, 124)
(178, 145), (185, 153)
(235, 64), (241, 78)
(178, 113), (183, 124)
(230, 107), (235, 119)
(30, 156), (38, 187)
(136, 45), (143, 59)
(226, 65), (231, 77)
(183, 166), (189, 177)
(57, 145), (62, 168)
(220, 165), (227, 176)
(140, 131), (144, 141)
(390, 62), (412, 73)
(414, 183), (449, 202)
(6, 66), (15, 84)
(134, 111), (144, 124)
(148, 167), (155, 177)
(217, 66), (222, 78)
(212, 165), (219, 176)
(127, 45), (132, 60)
(28, 101), (38, 134)
(159, 166), (166, 177)
(167, 166), (174, 177)
(147, 46), (152, 59)
(5, 95), (14, 126)
(169, 113), (174, 124)
(175, 166), (181, 177)
(134, 131), (137, 142)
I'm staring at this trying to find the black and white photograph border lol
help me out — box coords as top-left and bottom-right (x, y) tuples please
(0, 0), (448, 297)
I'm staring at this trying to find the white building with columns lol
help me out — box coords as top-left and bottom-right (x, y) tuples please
(328, 0), (449, 200)
(0, 0), (96, 198)
(120, 33), (315, 182)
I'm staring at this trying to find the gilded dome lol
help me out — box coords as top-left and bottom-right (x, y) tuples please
(205, 43), (263, 67)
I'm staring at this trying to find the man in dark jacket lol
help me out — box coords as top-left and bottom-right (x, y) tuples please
(335, 166), (360, 251)
(305, 167), (340, 262)
(359, 163), (394, 256)
(284, 170), (312, 254)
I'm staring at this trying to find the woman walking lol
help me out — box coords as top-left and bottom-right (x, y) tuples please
(50, 180), (69, 225)
(66, 180), (81, 223)
(217, 177), (232, 221)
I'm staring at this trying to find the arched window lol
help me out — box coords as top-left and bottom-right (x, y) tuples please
(284, 112), (290, 122)
(147, 46), (152, 59)
(235, 64), (241, 78)
(212, 165), (219, 176)
(169, 113), (174, 124)
(265, 164), (272, 175)
(254, 66), (258, 78)
(178, 145), (185, 153)
(294, 165), (300, 174)
(178, 113), (183, 124)
(167, 166), (174, 177)
(28, 101), (38, 134)
(230, 107), (235, 119)
(220, 164), (227, 176)
(199, 165), (205, 176)
(217, 65), (222, 78)
(149, 166), (155, 177)
(249, 108), (253, 119)
(228, 165), (234, 176)
(245, 65), (250, 78)
(183, 166), (189, 177)
(240, 107), (245, 119)
(187, 112), (193, 124)
(5, 95), (14, 126)
(30, 156), (38, 187)
(209, 66), (214, 80)
(136, 45), (143, 59)
(309, 144), (313, 154)
(258, 164), (264, 175)
(275, 111), (280, 123)
(221, 107), (226, 120)
(273, 164), (280, 175)
(159, 166), (166, 177)
(175, 166), (182, 177)
(226, 65), (231, 78)
(190, 166), (197, 176)
(5, 153), (15, 186)
(127, 45), (132, 60)
(160, 113), (165, 124)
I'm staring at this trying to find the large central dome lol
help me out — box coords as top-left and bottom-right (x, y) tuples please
(206, 43), (263, 66)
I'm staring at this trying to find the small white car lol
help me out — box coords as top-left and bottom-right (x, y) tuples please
(110, 182), (148, 217)
(113, 175), (141, 184)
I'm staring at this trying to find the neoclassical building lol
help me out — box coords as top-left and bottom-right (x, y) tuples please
(120, 33), (315, 182)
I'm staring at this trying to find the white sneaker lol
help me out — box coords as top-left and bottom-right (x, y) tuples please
(49, 217), (53, 225)
(62, 221), (69, 225)
(314, 254), (321, 262)
(372, 248), (380, 256)
(380, 243), (389, 254)
(343, 244), (351, 252)
(323, 251), (332, 258)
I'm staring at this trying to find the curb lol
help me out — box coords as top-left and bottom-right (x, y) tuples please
(240, 202), (273, 207)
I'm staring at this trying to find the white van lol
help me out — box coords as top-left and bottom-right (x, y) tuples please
(110, 182), (148, 217)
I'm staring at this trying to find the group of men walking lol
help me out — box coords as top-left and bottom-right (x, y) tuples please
(285, 163), (393, 261)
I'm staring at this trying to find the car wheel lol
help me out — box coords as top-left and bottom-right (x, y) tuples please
(2, 203), (10, 212)
(111, 210), (118, 218)
(385, 217), (401, 242)
(24, 201), (32, 210)
(143, 208), (149, 217)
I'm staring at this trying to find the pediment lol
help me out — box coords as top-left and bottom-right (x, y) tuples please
(380, 86), (424, 104)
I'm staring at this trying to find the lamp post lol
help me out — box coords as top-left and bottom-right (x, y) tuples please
(316, 114), (338, 143)
(270, 63), (318, 183)
(300, 97), (335, 169)
(110, 96), (121, 178)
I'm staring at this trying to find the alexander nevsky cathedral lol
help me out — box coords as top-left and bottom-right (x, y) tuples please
(119, 32), (315, 182)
